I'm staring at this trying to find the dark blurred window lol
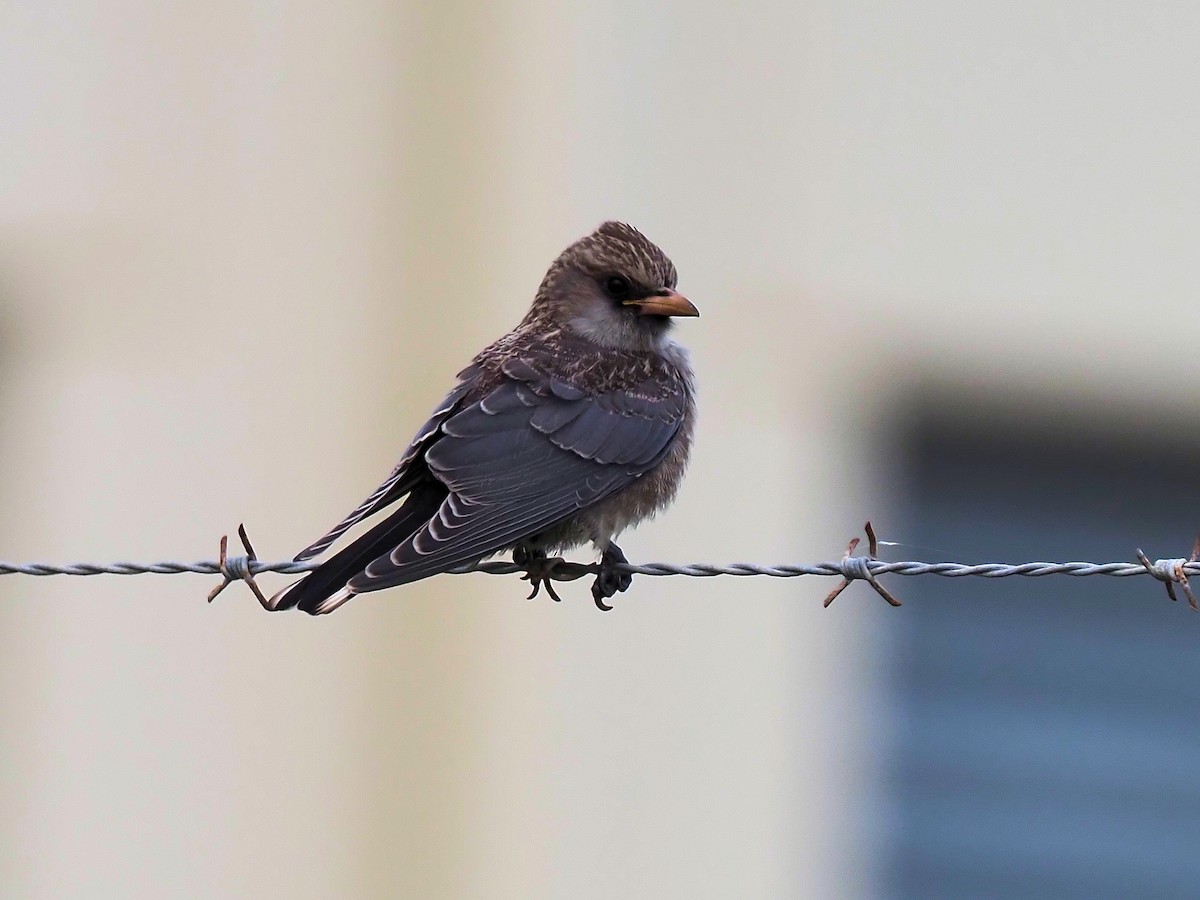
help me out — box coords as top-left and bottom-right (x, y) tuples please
(885, 411), (1200, 899)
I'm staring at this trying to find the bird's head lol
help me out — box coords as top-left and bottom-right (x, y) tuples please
(527, 221), (699, 351)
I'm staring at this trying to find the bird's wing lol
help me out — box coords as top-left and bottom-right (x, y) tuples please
(346, 357), (688, 592)
(292, 366), (481, 561)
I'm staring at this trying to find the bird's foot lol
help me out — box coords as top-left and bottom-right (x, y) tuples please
(592, 543), (634, 612)
(513, 545), (567, 602)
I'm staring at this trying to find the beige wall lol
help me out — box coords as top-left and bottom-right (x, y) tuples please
(3, 2), (1198, 898)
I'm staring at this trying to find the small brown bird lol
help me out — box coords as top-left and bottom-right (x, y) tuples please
(269, 221), (698, 615)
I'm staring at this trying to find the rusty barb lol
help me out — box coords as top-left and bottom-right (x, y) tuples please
(207, 524), (272, 609)
(822, 521), (903, 609)
(1136, 534), (1200, 612)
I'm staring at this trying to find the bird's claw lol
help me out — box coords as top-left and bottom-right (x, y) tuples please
(592, 543), (634, 611)
(514, 544), (633, 608)
(514, 546), (566, 602)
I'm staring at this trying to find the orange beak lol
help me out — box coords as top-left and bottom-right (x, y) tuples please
(623, 289), (699, 318)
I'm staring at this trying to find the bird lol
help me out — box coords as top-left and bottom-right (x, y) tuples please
(268, 221), (698, 615)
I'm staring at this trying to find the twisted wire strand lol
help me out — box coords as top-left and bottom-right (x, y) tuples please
(1, 557), (1196, 579)
(9, 519), (1197, 612)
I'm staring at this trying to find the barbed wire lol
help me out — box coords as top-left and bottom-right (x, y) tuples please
(2, 523), (1198, 612)
(3, 556), (1192, 581)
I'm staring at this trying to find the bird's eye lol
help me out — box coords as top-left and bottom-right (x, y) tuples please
(604, 275), (632, 298)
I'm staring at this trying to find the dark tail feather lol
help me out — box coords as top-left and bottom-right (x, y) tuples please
(270, 484), (446, 615)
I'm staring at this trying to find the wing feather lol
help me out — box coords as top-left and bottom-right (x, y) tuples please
(346, 363), (686, 594)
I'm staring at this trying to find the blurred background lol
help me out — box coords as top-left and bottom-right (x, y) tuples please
(3, 1), (1200, 897)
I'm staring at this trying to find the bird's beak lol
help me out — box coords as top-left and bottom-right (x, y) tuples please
(623, 289), (700, 318)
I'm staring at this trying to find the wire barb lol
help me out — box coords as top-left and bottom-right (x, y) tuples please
(1135, 534), (1200, 611)
(823, 521), (903, 608)
(207, 524), (271, 609)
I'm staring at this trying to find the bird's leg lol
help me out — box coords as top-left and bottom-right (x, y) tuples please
(513, 544), (566, 602)
(592, 542), (634, 612)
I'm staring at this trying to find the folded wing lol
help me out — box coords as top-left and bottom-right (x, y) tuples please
(349, 361), (687, 592)
(275, 355), (687, 612)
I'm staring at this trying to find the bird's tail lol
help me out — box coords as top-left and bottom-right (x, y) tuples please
(268, 484), (445, 615)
